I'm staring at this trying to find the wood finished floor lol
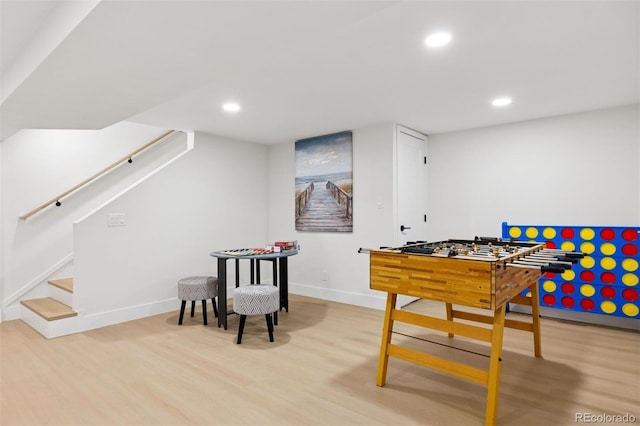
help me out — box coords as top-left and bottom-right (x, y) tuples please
(1, 294), (638, 426)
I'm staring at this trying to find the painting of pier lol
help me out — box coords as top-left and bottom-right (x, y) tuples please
(295, 131), (353, 232)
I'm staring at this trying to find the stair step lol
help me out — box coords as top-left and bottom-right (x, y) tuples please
(48, 277), (73, 293)
(21, 298), (77, 321)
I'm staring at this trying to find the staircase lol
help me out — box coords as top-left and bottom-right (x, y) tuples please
(20, 278), (78, 338)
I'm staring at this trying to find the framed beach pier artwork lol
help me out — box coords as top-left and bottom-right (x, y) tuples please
(295, 131), (353, 232)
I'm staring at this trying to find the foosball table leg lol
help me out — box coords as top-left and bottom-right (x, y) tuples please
(445, 302), (454, 337)
(376, 292), (397, 387)
(529, 281), (543, 357)
(485, 304), (506, 426)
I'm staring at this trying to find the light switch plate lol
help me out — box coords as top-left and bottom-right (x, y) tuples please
(107, 213), (127, 227)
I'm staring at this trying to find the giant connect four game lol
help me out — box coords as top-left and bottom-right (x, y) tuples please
(502, 222), (639, 319)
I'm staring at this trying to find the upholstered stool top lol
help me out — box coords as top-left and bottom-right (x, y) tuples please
(233, 284), (279, 315)
(178, 276), (218, 301)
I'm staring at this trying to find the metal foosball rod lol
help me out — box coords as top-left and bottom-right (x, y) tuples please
(527, 253), (575, 260)
(512, 256), (570, 264)
(507, 261), (567, 273)
(539, 250), (585, 259)
(526, 254), (579, 263)
(539, 248), (584, 255)
(516, 258), (573, 267)
(513, 254), (573, 264)
(529, 251), (570, 257)
(515, 261), (572, 272)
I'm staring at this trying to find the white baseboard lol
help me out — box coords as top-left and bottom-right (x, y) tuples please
(17, 298), (180, 339)
(289, 282), (389, 310)
(3, 304), (21, 321)
(76, 298), (179, 335)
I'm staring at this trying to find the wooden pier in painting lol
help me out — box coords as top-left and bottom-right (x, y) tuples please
(295, 181), (352, 232)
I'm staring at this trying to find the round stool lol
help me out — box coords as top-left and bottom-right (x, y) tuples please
(178, 276), (218, 326)
(233, 284), (279, 344)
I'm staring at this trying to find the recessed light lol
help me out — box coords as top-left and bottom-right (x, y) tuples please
(491, 97), (512, 107)
(424, 32), (452, 47)
(222, 102), (241, 112)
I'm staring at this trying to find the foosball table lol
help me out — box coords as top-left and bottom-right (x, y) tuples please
(360, 238), (583, 426)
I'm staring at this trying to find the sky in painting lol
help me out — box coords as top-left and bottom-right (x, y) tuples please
(295, 131), (352, 178)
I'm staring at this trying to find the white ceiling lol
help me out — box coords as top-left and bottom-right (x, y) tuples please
(1, 0), (638, 144)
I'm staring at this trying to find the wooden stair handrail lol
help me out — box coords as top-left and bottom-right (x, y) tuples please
(19, 129), (177, 220)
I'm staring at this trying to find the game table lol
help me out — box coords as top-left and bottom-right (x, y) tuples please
(361, 238), (582, 426)
(210, 248), (298, 329)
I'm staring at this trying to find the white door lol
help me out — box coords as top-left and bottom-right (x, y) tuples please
(396, 125), (427, 246)
(395, 125), (427, 307)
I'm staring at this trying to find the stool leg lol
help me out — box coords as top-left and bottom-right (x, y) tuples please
(202, 300), (208, 326)
(274, 310), (278, 326)
(190, 301), (195, 317)
(212, 297), (218, 317)
(178, 300), (186, 325)
(237, 315), (247, 344)
(265, 314), (274, 342)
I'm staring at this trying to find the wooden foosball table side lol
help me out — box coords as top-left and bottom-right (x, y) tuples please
(370, 250), (543, 426)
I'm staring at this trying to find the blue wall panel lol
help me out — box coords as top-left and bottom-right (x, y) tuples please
(502, 222), (639, 319)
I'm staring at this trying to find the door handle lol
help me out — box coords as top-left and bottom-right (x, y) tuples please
(400, 225), (412, 232)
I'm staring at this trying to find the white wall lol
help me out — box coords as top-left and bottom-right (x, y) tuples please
(1, 122), (188, 310)
(0, 143), (3, 322)
(427, 105), (639, 240)
(268, 124), (397, 309)
(73, 132), (268, 326)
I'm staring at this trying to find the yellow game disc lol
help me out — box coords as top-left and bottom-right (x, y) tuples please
(600, 257), (617, 270)
(526, 227), (538, 239)
(560, 241), (575, 251)
(622, 303), (639, 317)
(543, 280), (557, 293)
(622, 258), (639, 272)
(580, 228), (595, 240)
(622, 273), (639, 286)
(509, 227), (522, 238)
(600, 242), (616, 256)
(542, 227), (556, 239)
(561, 270), (575, 281)
(580, 284), (595, 297)
(600, 301), (617, 314)
(580, 242), (595, 254)
(580, 256), (596, 269)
